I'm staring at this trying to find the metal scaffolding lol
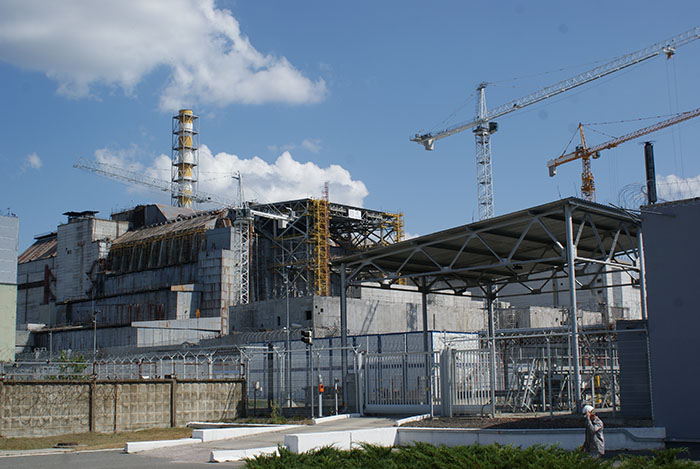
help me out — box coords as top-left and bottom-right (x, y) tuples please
(250, 199), (404, 301)
(336, 197), (646, 413)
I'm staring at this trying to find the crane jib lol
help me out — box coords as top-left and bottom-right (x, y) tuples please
(412, 26), (700, 146)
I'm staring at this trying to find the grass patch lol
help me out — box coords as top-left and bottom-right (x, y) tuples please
(0, 427), (192, 451)
(245, 443), (697, 469)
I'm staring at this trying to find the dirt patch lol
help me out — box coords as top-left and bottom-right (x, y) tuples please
(0, 426), (193, 451)
(402, 412), (652, 430)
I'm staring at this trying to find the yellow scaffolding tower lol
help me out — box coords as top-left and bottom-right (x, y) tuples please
(387, 212), (405, 244)
(310, 199), (330, 296)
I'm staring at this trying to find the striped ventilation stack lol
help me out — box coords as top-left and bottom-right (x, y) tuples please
(171, 109), (199, 208)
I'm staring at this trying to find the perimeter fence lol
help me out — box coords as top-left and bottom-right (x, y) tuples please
(4, 327), (651, 418)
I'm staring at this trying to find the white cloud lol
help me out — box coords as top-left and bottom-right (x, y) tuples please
(656, 174), (700, 202)
(25, 152), (42, 170)
(91, 145), (368, 207)
(301, 138), (322, 153)
(268, 138), (322, 154)
(0, 0), (326, 109)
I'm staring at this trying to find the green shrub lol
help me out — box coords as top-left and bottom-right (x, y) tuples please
(245, 443), (617, 469)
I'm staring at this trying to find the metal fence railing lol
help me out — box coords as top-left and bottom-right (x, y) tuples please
(5, 327), (650, 419)
(361, 328), (649, 418)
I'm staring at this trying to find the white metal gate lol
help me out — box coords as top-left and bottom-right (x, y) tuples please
(449, 349), (492, 413)
(363, 351), (440, 415)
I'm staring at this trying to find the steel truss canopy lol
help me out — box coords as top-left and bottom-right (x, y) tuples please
(335, 198), (643, 299)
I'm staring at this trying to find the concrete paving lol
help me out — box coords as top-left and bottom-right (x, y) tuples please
(133, 416), (396, 466)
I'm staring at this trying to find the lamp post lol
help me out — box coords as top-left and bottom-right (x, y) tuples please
(93, 310), (100, 361)
(285, 264), (291, 408)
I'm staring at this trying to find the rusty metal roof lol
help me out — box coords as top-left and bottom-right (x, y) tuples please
(111, 211), (224, 246)
(154, 204), (198, 221)
(18, 233), (57, 264)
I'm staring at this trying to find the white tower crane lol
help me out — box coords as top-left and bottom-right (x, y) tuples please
(411, 27), (700, 220)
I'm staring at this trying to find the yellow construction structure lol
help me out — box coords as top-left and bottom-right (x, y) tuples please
(310, 198), (330, 296)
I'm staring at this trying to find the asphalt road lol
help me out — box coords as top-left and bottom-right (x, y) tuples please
(0, 417), (397, 468)
(2, 418), (696, 468)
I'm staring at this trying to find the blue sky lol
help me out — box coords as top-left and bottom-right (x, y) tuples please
(2, 0), (700, 251)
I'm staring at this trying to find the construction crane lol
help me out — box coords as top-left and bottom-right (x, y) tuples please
(73, 158), (290, 221)
(411, 27), (700, 220)
(546, 106), (700, 201)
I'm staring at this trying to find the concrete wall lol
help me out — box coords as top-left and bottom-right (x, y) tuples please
(497, 305), (602, 329)
(0, 379), (244, 437)
(0, 215), (18, 286)
(56, 217), (127, 303)
(199, 242), (238, 320)
(0, 215), (18, 362)
(0, 285), (17, 362)
(32, 318), (221, 351)
(496, 268), (641, 323)
(642, 199), (700, 441)
(229, 290), (486, 336)
(133, 318), (221, 348)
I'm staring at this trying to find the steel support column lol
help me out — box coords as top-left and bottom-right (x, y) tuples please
(565, 204), (583, 412)
(340, 263), (348, 408)
(637, 229), (648, 320)
(421, 280), (431, 409)
(487, 286), (497, 416)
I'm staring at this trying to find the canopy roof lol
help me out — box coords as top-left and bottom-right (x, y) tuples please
(336, 198), (641, 298)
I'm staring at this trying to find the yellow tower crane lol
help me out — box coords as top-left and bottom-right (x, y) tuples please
(547, 106), (700, 201)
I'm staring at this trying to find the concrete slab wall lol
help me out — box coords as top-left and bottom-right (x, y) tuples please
(396, 427), (665, 451)
(0, 216), (19, 285)
(0, 285), (17, 362)
(198, 240), (239, 321)
(229, 292), (487, 337)
(1, 215), (19, 362)
(0, 381), (90, 437)
(283, 426), (665, 453)
(101, 265), (198, 298)
(56, 218), (126, 303)
(0, 379), (244, 437)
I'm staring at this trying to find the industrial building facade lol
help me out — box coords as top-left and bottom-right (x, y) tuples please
(16, 196), (644, 356)
(1, 214), (19, 361)
(17, 200), (418, 352)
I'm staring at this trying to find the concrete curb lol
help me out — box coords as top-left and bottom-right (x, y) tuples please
(124, 438), (202, 453)
(187, 421), (282, 429)
(283, 426), (666, 454)
(210, 446), (279, 462)
(397, 427), (666, 451)
(394, 414), (431, 426)
(0, 447), (124, 458)
(285, 427), (398, 453)
(192, 424), (303, 442)
(312, 413), (360, 425)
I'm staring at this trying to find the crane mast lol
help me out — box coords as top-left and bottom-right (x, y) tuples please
(411, 27), (700, 220)
(547, 106), (700, 201)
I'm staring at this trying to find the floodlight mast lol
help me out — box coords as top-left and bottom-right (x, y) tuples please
(411, 27), (700, 220)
